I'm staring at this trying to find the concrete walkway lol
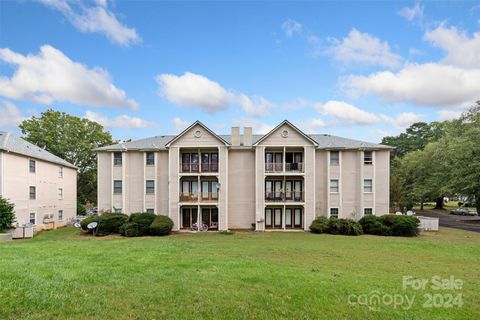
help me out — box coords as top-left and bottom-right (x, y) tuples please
(417, 209), (480, 233)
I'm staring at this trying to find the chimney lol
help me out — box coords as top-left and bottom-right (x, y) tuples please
(231, 127), (240, 146)
(243, 127), (252, 146)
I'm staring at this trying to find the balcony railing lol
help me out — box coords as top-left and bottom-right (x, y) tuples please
(181, 163), (218, 173)
(179, 192), (218, 202)
(265, 191), (304, 202)
(265, 162), (304, 173)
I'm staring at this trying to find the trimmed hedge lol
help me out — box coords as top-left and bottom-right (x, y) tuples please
(359, 215), (420, 237)
(309, 217), (363, 236)
(126, 212), (156, 236)
(96, 213), (128, 236)
(119, 222), (144, 237)
(149, 215), (174, 236)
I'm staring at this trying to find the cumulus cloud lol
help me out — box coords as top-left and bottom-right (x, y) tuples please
(232, 118), (274, 134)
(172, 117), (191, 132)
(0, 45), (138, 110)
(398, 2), (424, 23)
(344, 63), (480, 108)
(315, 100), (379, 125)
(156, 72), (273, 116)
(425, 25), (480, 68)
(437, 110), (463, 121)
(282, 19), (302, 37)
(0, 101), (24, 127)
(85, 110), (154, 128)
(38, 0), (141, 46)
(297, 118), (330, 133)
(327, 29), (402, 68)
(379, 112), (426, 130)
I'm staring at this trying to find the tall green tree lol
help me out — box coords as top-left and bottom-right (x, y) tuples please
(0, 196), (15, 232)
(19, 109), (114, 204)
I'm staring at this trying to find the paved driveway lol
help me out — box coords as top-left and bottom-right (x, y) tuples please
(417, 209), (480, 233)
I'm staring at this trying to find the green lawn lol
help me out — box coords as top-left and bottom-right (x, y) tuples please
(1, 228), (479, 320)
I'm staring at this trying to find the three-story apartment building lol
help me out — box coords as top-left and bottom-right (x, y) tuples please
(96, 121), (392, 231)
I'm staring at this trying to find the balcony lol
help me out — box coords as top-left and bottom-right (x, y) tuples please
(179, 192), (218, 203)
(264, 162), (304, 173)
(181, 162), (218, 173)
(265, 191), (304, 202)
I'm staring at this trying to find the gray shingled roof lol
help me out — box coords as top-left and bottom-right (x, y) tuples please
(95, 133), (392, 151)
(0, 132), (77, 169)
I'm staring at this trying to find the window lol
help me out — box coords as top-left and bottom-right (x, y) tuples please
(364, 208), (373, 216)
(113, 180), (122, 194)
(330, 179), (339, 193)
(364, 179), (373, 193)
(29, 212), (36, 224)
(330, 151), (339, 165)
(181, 153), (199, 172)
(58, 210), (63, 221)
(201, 152), (219, 172)
(146, 180), (155, 194)
(29, 159), (36, 173)
(146, 152), (155, 166)
(58, 188), (63, 200)
(265, 152), (283, 172)
(113, 152), (122, 166)
(330, 208), (339, 218)
(364, 151), (373, 165)
(146, 208), (155, 214)
(29, 186), (36, 200)
(59, 166), (63, 178)
(114, 208), (122, 213)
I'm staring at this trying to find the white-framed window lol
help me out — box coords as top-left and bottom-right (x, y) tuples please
(29, 186), (36, 200)
(113, 152), (122, 166)
(113, 180), (122, 194)
(29, 212), (36, 225)
(364, 179), (373, 193)
(146, 152), (155, 166)
(364, 208), (373, 215)
(330, 179), (339, 193)
(330, 151), (339, 165)
(59, 166), (63, 178)
(364, 151), (373, 165)
(146, 180), (155, 194)
(29, 159), (36, 173)
(58, 188), (63, 200)
(146, 208), (155, 214)
(58, 210), (63, 221)
(330, 208), (339, 218)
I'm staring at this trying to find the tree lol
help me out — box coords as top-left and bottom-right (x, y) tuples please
(0, 196), (15, 232)
(19, 109), (115, 204)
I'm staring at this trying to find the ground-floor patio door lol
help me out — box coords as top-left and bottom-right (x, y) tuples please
(201, 207), (219, 230)
(181, 207), (198, 229)
(285, 208), (303, 229)
(265, 208), (282, 229)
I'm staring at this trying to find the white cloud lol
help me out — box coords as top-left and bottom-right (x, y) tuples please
(344, 62), (480, 108)
(0, 45), (138, 110)
(315, 100), (379, 125)
(156, 72), (273, 116)
(379, 112), (426, 129)
(0, 101), (24, 127)
(38, 0), (141, 46)
(282, 19), (302, 37)
(425, 25), (480, 68)
(85, 110), (154, 128)
(327, 29), (402, 68)
(297, 118), (330, 133)
(398, 2), (424, 23)
(437, 110), (463, 121)
(232, 118), (274, 134)
(172, 117), (191, 132)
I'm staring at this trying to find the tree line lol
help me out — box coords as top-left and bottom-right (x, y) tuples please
(382, 102), (480, 214)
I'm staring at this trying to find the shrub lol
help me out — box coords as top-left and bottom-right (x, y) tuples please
(80, 215), (99, 233)
(149, 215), (174, 236)
(458, 202), (464, 207)
(337, 219), (363, 236)
(327, 218), (341, 234)
(0, 196), (15, 232)
(359, 215), (391, 236)
(77, 202), (87, 216)
(387, 215), (420, 237)
(120, 222), (144, 237)
(96, 213), (128, 236)
(309, 216), (329, 233)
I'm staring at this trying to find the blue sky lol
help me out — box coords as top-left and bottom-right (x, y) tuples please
(1, 1), (479, 142)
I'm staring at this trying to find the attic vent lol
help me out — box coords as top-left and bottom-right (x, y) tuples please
(194, 130), (202, 138)
(281, 129), (289, 138)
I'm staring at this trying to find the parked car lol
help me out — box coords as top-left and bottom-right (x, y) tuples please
(450, 207), (477, 216)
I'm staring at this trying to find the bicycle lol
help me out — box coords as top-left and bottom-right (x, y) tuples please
(191, 223), (209, 231)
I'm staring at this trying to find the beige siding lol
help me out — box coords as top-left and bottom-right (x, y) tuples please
(97, 152), (111, 212)
(228, 149), (255, 229)
(125, 152), (143, 213)
(257, 123), (314, 146)
(374, 151), (390, 215)
(157, 151), (169, 215)
(1, 152), (76, 229)
(169, 124), (225, 147)
(315, 151), (328, 216)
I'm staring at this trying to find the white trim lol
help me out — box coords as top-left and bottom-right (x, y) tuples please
(165, 121), (229, 147)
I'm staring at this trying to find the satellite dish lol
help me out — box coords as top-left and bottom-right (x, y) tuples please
(87, 222), (98, 229)
(74, 222), (81, 228)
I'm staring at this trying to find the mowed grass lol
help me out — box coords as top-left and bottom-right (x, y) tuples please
(1, 228), (479, 320)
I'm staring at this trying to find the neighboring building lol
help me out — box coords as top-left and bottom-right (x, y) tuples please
(0, 132), (77, 230)
(96, 121), (393, 231)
